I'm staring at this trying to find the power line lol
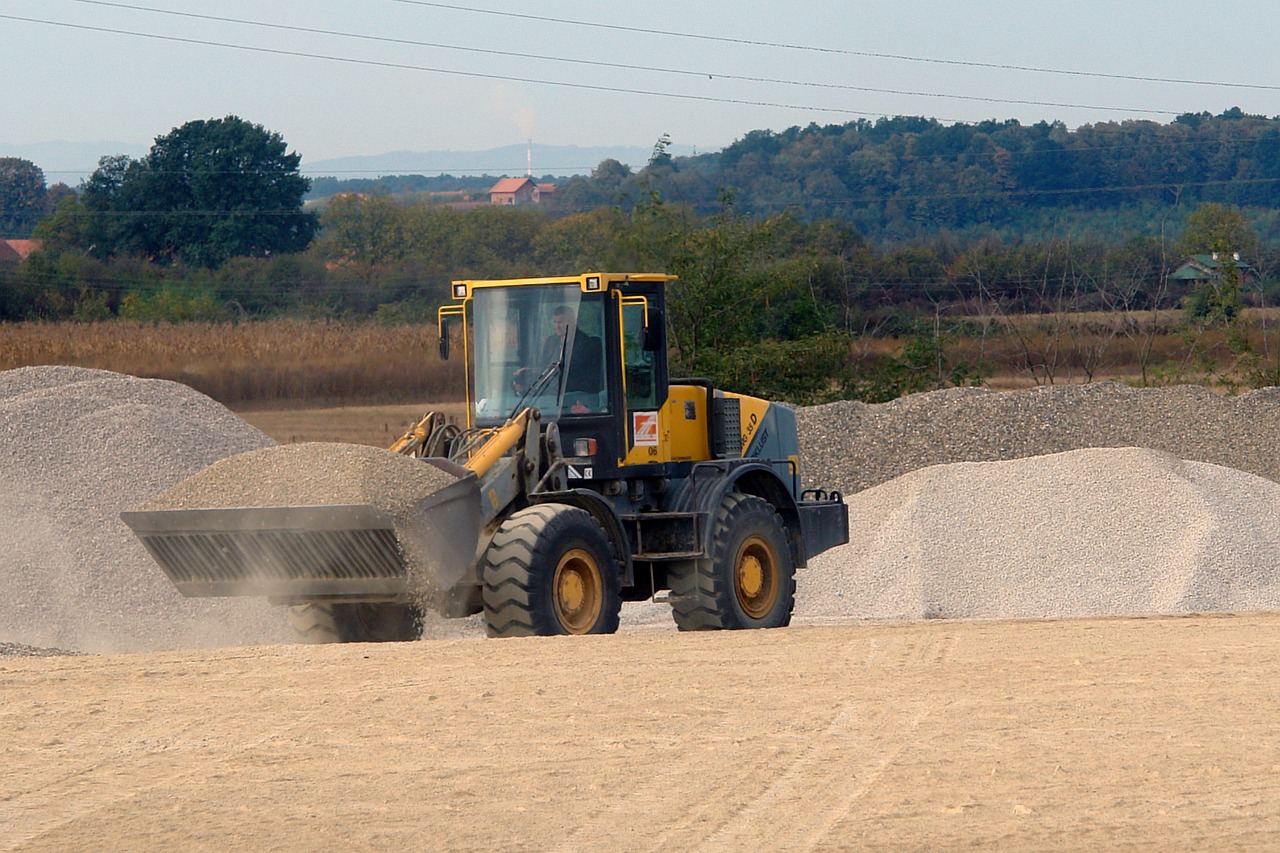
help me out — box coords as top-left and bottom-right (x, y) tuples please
(391, 0), (1280, 93)
(60, 0), (1176, 118)
(0, 13), (916, 119)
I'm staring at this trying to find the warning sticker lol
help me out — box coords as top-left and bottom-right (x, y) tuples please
(632, 411), (659, 447)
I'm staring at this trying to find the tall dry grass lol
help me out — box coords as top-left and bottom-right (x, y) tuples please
(5, 311), (1279, 408)
(943, 307), (1280, 389)
(0, 320), (464, 407)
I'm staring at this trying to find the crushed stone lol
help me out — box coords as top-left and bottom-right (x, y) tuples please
(139, 442), (466, 599)
(795, 446), (1280, 621)
(796, 382), (1280, 495)
(0, 366), (288, 653)
(9, 369), (1280, 649)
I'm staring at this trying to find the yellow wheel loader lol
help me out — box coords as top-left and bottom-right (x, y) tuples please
(122, 273), (848, 640)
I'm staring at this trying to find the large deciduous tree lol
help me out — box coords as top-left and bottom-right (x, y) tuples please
(0, 157), (48, 238)
(78, 116), (317, 267)
(1174, 202), (1259, 260)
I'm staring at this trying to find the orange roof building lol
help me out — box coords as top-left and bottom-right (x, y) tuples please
(489, 177), (538, 205)
(0, 240), (40, 261)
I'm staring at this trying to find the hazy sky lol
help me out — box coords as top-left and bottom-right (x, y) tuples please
(5, 0), (1280, 174)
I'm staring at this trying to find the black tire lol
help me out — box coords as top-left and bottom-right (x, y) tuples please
(669, 493), (796, 631)
(482, 504), (622, 637)
(287, 602), (422, 644)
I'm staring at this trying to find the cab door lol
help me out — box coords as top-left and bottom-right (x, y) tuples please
(615, 281), (669, 464)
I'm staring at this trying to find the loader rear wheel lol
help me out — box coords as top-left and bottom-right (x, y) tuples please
(669, 493), (796, 631)
(482, 504), (622, 637)
(287, 602), (422, 644)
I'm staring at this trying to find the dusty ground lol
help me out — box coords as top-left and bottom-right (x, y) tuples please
(4, 613), (1279, 851)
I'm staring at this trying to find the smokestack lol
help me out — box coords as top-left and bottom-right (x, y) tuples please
(527, 139), (532, 177)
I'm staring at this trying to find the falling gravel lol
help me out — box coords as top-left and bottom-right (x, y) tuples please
(0, 366), (288, 653)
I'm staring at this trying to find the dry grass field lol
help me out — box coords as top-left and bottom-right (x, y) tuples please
(5, 315), (1276, 410)
(0, 320), (462, 407)
(239, 402), (467, 448)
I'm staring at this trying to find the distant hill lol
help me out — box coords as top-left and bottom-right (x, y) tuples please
(2, 139), (701, 188)
(570, 110), (1280, 243)
(301, 142), (698, 179)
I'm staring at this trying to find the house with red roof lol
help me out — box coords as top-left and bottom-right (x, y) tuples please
(488, 177), (539, 206)
(0, 240), (40, 262)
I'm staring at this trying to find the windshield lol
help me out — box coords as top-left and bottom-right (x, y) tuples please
(470, 283), (608, 421)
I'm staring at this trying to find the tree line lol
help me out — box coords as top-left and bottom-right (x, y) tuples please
(548, 109), (1280, 243)
(4, 112), (1280, 402)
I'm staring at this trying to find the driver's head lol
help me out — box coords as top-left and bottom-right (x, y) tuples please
(551, 306), (575, 338)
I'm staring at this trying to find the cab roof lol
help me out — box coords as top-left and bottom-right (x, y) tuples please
(449, 272), (675, 300)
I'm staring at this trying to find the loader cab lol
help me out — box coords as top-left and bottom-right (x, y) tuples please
(442, 273), (674, 477)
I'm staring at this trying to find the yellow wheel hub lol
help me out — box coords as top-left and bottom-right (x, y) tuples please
(554, 548), (603, 633)
(735, 535), (778, 620)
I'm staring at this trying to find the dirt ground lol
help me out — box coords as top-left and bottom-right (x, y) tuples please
(4, 613), (1280, 852)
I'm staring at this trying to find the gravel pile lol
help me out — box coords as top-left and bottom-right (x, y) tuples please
(140, 442), (458, 512)
(7, 369), (1280, 650)
(0, 366), (289, 653)
(797, 382), (1280, 495)
(140, 442), (465, 599)
(793, 383), (1280, 623)
(796, 447), (1280, 621)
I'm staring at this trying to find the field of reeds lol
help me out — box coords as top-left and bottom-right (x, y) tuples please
(5, 311), (1280, 413)
(945, 307), (1280, 390)
(0, 319), (462, 408)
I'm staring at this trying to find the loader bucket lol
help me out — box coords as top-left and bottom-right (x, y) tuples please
(121, 465), (482, 602)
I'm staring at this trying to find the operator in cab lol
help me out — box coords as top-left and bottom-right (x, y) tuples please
(513, 306), (604, 414)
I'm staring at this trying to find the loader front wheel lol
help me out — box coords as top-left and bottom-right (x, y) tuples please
(482, 504), (622, 637)
(669, 493), (796, 631)
(287, 602), (422, 644)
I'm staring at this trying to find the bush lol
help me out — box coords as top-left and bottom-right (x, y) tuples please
(119, 285), (225, 322)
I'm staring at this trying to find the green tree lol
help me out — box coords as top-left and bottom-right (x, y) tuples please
(75, 117), (317, 267)
(0, 158), (47, 238)
(312, 192), (408, 285)
(648, 134), (675, 169)
(1175, 202), (1258, 259)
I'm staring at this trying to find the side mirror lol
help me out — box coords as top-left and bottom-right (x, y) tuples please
(643, 308), (665, 352)
(438, 321), (450, 360)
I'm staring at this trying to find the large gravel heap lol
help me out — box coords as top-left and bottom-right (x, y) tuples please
(793, 382), (1280, 623)
(0, 366), (288, 653)
(797, 382), (1280, 494)
(795, 446), (1280, 622)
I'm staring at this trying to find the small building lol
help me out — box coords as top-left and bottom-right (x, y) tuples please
(489, 177), (538, 206)
(1170, 252), (1257, 285)
(0, 240), (40, 262)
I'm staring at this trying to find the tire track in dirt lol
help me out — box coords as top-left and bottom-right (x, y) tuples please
(1, 740), (218, 848)
(696, 633), (953, 851)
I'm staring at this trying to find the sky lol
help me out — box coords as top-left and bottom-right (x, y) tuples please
(5, 0), (1280, 178)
